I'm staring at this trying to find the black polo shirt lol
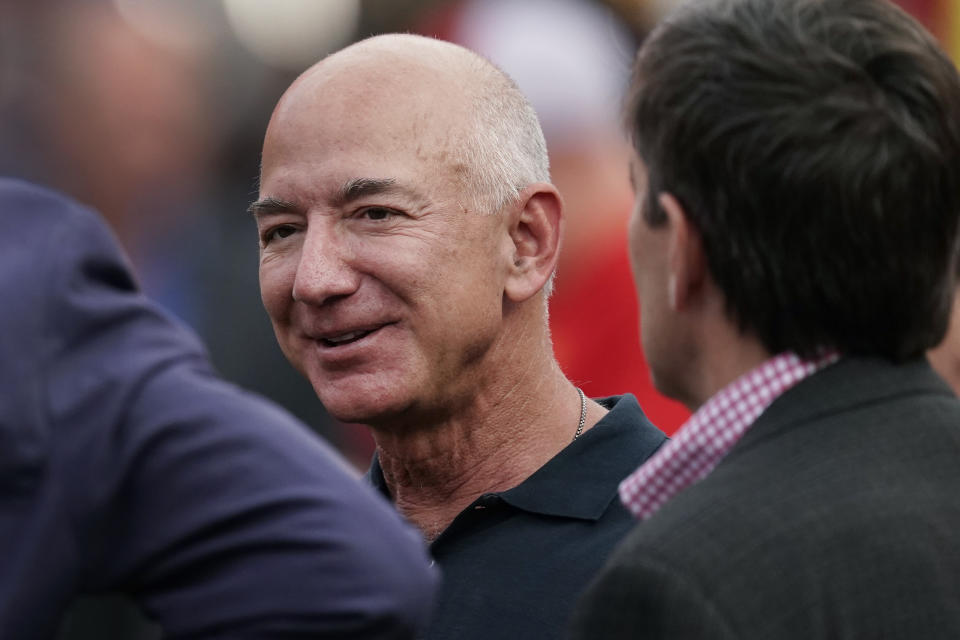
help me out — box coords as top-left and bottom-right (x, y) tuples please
(368, 394), (666, 640)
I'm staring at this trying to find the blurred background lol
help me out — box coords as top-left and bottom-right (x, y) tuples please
(0, 0), (954, 636)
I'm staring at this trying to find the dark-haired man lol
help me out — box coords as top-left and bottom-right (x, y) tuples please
(571, 0), (960, 638)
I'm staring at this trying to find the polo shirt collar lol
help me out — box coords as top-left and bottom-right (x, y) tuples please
(367, 394), (666, 522)
(499, 394), (664, 520)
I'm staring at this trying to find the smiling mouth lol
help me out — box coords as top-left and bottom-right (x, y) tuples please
(322, 329), (373, 347)
(318, 324), (390, 348)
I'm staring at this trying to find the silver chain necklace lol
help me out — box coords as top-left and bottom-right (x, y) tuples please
(573, 387), (587, 440)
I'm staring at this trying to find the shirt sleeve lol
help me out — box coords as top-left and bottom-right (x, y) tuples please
(40, 188), (437, 638)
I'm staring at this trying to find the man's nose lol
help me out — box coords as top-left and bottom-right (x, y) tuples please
(292, 226), (360, 306)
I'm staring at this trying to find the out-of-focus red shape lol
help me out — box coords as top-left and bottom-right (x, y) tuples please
(893, 0), (950, 48)
(896, 0), (937, 28)
(550, 230), (691, 435)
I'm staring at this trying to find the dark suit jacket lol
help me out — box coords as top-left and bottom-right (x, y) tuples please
(570, 357), (960, 639)
(0, 179), (437, 639)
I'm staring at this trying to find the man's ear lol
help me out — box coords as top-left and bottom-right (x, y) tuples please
(659, 192), (706, 311)
(504, 184), (564, 303)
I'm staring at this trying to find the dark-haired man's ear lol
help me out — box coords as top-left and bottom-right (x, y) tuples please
(504, 184), (564, 303)
(659, 192), (706, 311)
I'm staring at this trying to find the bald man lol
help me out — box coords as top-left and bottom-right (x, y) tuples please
(250, 34), (666, 639)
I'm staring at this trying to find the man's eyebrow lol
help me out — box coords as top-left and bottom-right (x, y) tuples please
(334, 177), (422, 207)
(247, 197), (300, 217)
(248, 179), (424, 216)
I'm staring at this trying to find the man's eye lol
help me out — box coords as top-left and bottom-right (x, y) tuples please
(362, 207), (397, 221)
(263, 225), (297, 243)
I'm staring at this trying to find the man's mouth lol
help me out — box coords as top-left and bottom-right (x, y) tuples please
(316, 323), (393, 348)
(321, 328), (375, 347)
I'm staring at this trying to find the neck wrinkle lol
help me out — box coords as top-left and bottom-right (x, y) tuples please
(373, 341), (584, 539)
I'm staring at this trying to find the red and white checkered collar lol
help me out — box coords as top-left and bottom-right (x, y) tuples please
(619, 350), (839, 521)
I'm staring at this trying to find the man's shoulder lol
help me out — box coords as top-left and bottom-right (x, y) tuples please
(597, 367), (960, 617)
(592, 453), (960, 639)
(593, 393), (668, 454)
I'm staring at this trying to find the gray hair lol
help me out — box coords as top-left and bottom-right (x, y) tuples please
(452, 55), (556, 298)
(455, 56), (551, 214)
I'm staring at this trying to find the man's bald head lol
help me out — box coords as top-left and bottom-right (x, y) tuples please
(268, 34), (549, 213)
(255, 34), (565, 425)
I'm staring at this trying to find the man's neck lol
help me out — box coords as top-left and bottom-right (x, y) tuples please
(371, 356), (607, 541)
(689, 325), (773, 409)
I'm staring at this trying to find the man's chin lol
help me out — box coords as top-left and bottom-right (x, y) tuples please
(650, 368), (696, 411)
(306, 362), (422, 426)
(315, 388), (410, 427)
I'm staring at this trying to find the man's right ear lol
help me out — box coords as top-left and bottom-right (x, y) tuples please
(659, 192), (706, 312)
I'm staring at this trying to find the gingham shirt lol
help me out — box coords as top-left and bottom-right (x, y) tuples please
(619, 351), (839, 521)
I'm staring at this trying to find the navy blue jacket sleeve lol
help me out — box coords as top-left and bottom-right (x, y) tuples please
(0, 178), (437, 639)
